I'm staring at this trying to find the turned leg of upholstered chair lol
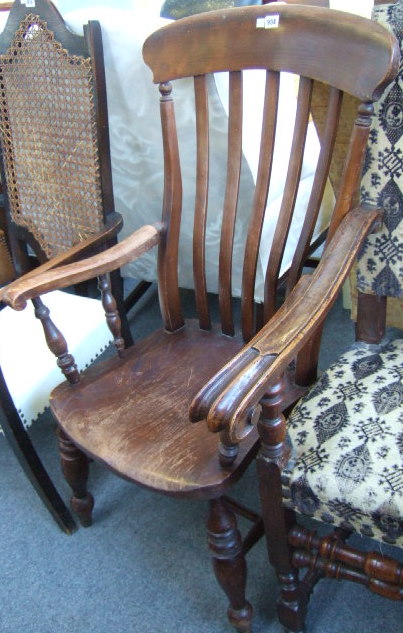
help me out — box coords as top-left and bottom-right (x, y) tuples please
(207, 497), (253, 633)
(257, 382), (316, 633)
(257, 455), (308, 633)
(356, 291), (386, 344)
(57, 427), (94, 527)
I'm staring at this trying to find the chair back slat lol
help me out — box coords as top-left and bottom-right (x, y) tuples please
(193, 74), (211, 331)
(143, 4), (399, 342)
(219, 71), (243, 336)
(241, 70), (279, 342)
(263, 76), (313, 322)
(158, 83), (184, 332)
(286, 85), (343, 294)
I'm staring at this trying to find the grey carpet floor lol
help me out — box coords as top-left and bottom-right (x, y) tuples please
(0, 287), (402, 633)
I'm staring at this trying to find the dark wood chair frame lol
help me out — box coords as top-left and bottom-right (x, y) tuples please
(0, 4), (399, 629)
(0, 0), (133, 533)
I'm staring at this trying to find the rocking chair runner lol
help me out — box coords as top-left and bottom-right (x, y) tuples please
(0, 5), (399, 631)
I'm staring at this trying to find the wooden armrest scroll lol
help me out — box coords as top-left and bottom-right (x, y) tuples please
(190, 207), (380, 443)
(1, 223), (163, 310)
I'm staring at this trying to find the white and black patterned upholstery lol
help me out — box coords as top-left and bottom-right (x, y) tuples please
(284, 338), (403, 546)
(282, 0), (403, 554)
(358, 1), (403, 298)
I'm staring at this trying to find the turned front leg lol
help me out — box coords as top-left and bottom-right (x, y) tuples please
(207, 497), (253, 633)
(57, 427), (94, 527)
(257, 379), (308, 633)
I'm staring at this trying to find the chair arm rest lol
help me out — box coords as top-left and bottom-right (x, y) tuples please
(1, 222), (162, 310)
(2, 211), (124, 289)
(190, 206), (380, 444)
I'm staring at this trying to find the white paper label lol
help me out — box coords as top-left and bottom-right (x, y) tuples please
(256, 15), (280, 30)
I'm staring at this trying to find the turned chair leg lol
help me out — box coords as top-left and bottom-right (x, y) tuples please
(57, 427), (94, 527)
(258, 456), (310, 633)
(207, 497), (253, 633)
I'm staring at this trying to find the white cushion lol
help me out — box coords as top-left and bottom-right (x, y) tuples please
(0, 290), (112, 428)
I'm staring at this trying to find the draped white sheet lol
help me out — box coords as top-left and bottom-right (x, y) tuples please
(0, 2), (333, 302)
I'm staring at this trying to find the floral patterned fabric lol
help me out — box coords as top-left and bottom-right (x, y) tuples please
(358, 1), (403, 297)
(284, 338), (403, 545)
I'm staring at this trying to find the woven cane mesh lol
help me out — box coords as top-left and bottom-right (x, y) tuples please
(0, 15), (104, 258)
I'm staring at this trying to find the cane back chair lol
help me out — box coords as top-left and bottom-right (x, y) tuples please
(0, 4), (399, 630)
(255, 2), (403, 632)
(0, 0), (133, 534)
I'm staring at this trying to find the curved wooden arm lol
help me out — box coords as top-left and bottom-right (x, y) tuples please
(190, 206), (380, 443)
(1, 223), (163, 310)
(2, 211), (123, 290)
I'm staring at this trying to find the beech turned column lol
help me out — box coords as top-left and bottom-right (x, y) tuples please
(57, 427), (94, 527)
(207, 497), (253, 633)
(256, 378), (307, 633)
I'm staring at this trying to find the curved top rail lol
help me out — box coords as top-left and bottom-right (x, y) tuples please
(143, 4), (399, 102)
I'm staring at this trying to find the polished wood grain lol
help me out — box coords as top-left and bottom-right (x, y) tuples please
(0, 223), (162, 310)
(52, 322), (258, 498)
(142, 5), (399, 102)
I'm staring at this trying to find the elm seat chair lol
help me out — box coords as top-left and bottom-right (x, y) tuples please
(0, 0), (134, 533)
(0, 5), (399, 631)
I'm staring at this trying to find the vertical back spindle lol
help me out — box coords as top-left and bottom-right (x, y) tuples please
(286, 86), (343, 295)
(219, 71), (243, 336)
(158, 81), (184, 332)
(241, 70), (280, 342)
(193, 74), (211, 330)
(263, 76), (313, 323)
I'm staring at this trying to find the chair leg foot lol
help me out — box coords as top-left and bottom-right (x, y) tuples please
(57, 427), (94, 527)
(207, 497), (253, 633)
(227, 605), (253, 633)
(70, 492), (94, 528)
(277, 569), (310, 633)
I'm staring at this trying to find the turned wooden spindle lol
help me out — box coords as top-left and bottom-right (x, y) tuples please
(98, 273), (125, 357)
(219, 428), (240, 468)
(32, 296), (80, 384)
(290, 525), (403, 587)
(57, 427), (94, 527)
(258, 378), (288, 463)
(292, 550), (403, 600)
(207, 497), (253, 633)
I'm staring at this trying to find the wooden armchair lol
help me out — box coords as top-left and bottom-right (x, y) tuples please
(0, 0), (134, 533)
(0, 5), (398, 631)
